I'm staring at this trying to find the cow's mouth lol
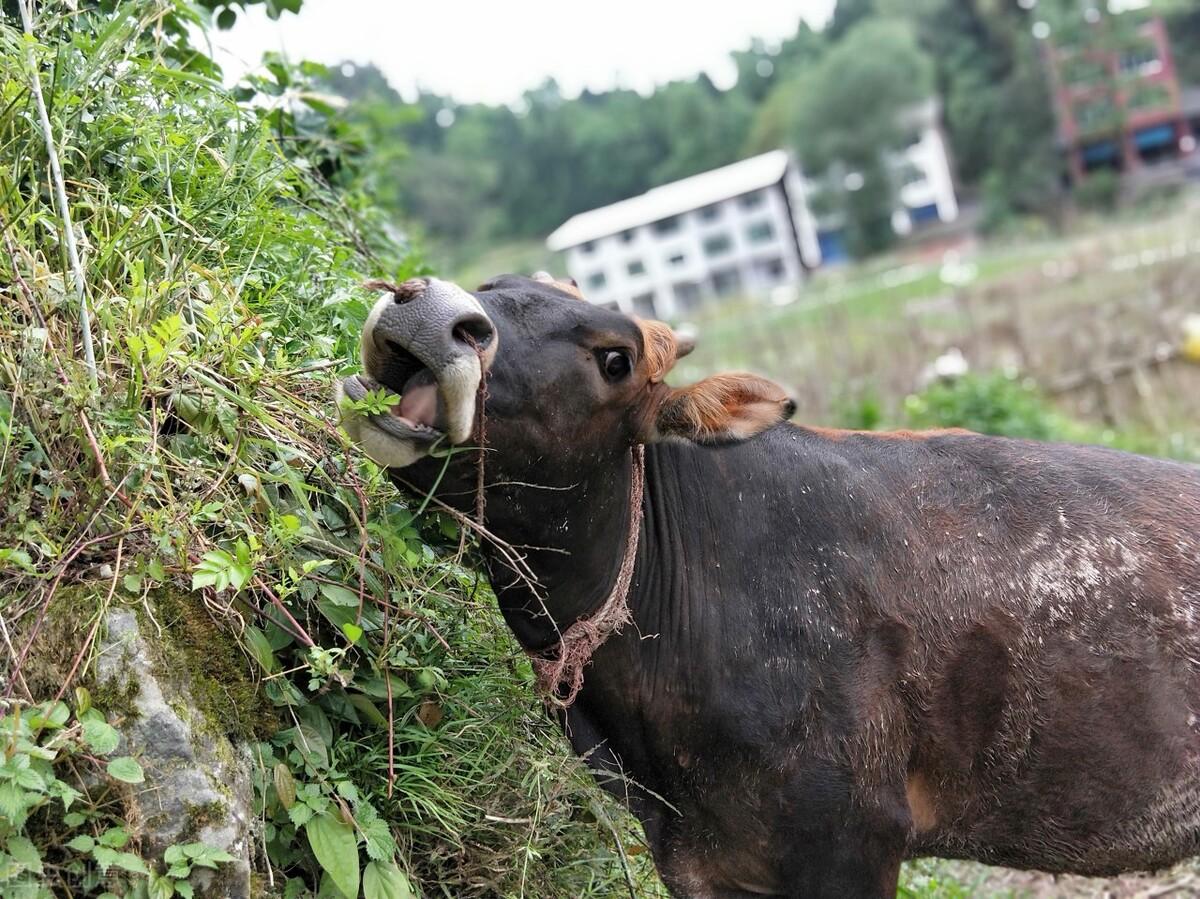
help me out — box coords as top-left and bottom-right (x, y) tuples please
(340, 368), (445, 445)
(336, 277), (496, 469)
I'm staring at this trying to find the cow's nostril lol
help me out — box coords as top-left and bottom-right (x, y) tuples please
(452, 315), (495, 350)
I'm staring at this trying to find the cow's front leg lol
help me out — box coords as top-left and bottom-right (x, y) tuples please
(780, 824), (905, 899)
(783, 853), (902, 899)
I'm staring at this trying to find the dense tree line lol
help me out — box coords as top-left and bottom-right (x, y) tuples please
(325, 0), (1200, 259)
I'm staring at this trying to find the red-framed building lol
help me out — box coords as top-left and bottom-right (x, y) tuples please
(1045, 15), (1200, 182)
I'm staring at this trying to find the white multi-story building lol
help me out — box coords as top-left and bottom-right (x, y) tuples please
(545, 101), (959, 318)
(546, 150), (818, 319)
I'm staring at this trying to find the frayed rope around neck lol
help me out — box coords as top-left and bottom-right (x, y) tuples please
(529, 444), (645, 708)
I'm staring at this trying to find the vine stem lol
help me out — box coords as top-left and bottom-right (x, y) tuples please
(18, 0), (98, 389)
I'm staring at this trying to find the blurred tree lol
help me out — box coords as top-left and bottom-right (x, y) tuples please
(899, 0), (1061, 226)
(784, 19), (935, 255)
(1164, 2), (1200, 85)
(826, 0), (877, 41)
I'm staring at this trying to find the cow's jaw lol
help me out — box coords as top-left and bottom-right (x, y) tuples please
(337, 279), (495, 469)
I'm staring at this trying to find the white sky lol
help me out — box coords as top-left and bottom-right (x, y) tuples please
(206, 0), (835, 106)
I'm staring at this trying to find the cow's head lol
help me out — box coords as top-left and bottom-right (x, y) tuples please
(337, 274), (795, 489)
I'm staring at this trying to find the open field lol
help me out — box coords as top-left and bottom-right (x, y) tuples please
(675, 197), (1200, 446)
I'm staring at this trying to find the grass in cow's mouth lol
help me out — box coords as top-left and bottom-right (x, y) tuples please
(343, 373), (445, 442)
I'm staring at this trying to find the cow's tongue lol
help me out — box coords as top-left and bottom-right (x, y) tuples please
(398, 369), (439, 428)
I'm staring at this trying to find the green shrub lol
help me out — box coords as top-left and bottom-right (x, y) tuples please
(1073, 168), (1121, 213)
(903, 373), (1062, 440)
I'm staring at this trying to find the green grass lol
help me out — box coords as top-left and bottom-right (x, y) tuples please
(0, 6), (660, 897)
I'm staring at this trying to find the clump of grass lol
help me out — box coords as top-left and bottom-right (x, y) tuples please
(0, 4), (663, 896)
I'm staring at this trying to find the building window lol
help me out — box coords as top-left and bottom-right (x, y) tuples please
(703, 233), (732, 257)
(580, 241), (596, 255)
(627, 259), (646, 276)
(1080, 139), (1121, 172)
(620, 229), (637, 243)
(754, 257), (785, 283)
(738, 191), (765, 210)
(667, 252), (687, 267)
(697, 204), (722, 222)
(631, 292), (657, 318)
(652, 216), (680, 235)
(746, 221), (775, 245)
(673, 281), (702, 312)
(711, 268), (741, 297)
(586, 271), (607, 290)
(1119, 42), (1161, 75)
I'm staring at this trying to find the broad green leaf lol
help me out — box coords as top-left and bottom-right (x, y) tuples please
(29, 701), (69, 730)
(359, 813), (396, 862)
(341, 622), (363, 644)
(287, 802), (314, 828)
(0, 780), (33, 824)
(243, 625), (278, 673)
(99, 826), (130, 848)
(293, 722), (329, 770)
(82, 718), (121, 755)
(7, 836), (43, 874)
(305, 813), (359, 899)
(106, 757), (145, 784)
(319, 582), (359, 607)
(92, 845), (150, 875)
(363, 861), (414, 899)
(67, 835), (95, 852)
(347, 694), (387, 728)
(180, 842), (236, 868)
(274, 763), (297, 809)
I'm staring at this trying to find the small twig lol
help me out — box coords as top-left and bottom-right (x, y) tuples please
(18, 0), (98, 387)
(385, 665), (395, 799)
(274, 359), (339, 377)
(252, 576), (315, 648)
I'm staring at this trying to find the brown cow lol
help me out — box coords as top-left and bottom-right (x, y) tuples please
(338, 275), (1200, 898)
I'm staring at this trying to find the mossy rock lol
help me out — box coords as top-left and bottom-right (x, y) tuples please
(97, 606), (255, 899)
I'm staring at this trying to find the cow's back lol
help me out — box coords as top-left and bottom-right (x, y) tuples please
(796, 428), (1200, 875)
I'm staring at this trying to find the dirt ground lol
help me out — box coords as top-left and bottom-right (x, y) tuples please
(943, 859), (1200, 898)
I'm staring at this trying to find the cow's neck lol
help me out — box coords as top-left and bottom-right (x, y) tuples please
(480, 445), (639, 654)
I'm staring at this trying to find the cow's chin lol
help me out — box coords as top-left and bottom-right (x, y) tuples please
(335, 358), (481, 469)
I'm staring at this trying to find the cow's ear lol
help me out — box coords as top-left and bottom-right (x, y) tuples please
(648, 373), (796, 444)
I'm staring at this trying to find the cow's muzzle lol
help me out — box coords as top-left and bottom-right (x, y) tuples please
(337, 277), (497, 468)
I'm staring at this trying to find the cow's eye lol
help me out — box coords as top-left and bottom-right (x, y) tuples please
(600, 349), (632, 382)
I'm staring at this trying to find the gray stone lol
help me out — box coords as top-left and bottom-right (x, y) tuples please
(96, 609), (253, 898)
